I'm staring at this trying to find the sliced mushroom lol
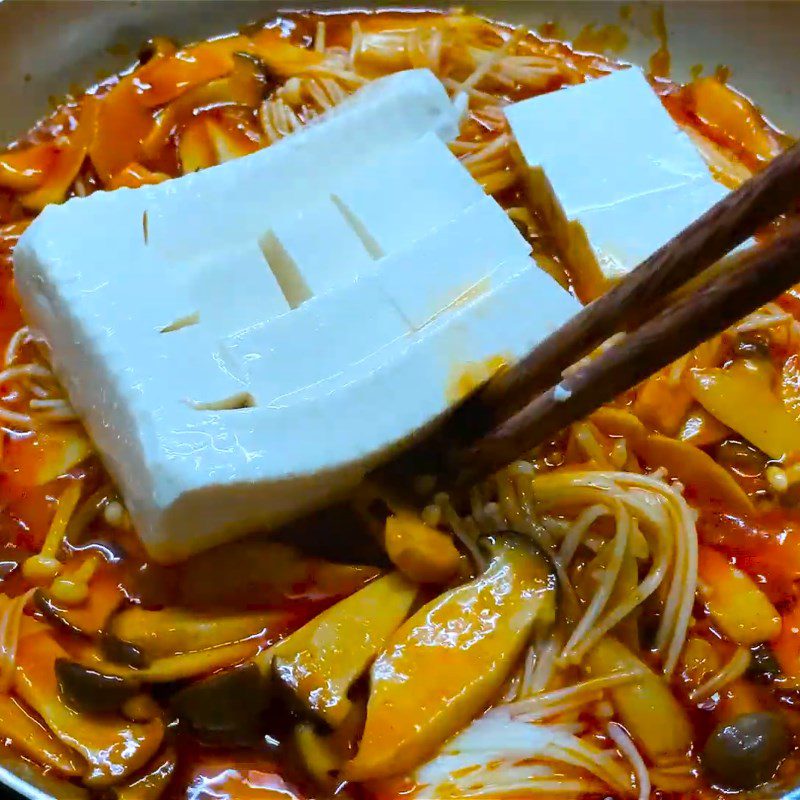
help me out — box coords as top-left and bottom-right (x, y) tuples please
(109, 606), (290, 659)
(98, 631), (149, 669)
(113, 747), (176, 800)
(268, 572), (417, 728)
(230, 51), (275, 105)
(33, 569), (124, 637)
(383, 513), (461, 584)
(90, 639), (260, 683)
(55, 659), (140, 715)
(345, 534), (556, 781)
(33, 589), (87, 638)
(171, 664), (267, 745)
(0, 694), (82, 776)
(293, 723), (342, 789)
(584, 636), (693, 762)
(178, 539), (377, 610)
(15, 629), (164, 786)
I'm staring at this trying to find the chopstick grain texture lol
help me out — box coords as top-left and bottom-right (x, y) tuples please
(455, 222), (800, 483)
(480, 140), (800, 415)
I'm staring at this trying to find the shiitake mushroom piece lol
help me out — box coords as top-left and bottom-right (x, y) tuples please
(701, 711), (791, 790)
(748, 642), (782, 684)
(36, 588), (149, 669)
(55, 659), (140, 715)
(230, 51), (276, 105)
(170, 663), (268, 745)
(98, 630), (150, 670)
(33, 589), (89, 638)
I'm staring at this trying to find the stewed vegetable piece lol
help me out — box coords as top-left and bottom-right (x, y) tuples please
(171, 664), (268, 745)
(346, 534), (556, 780)
(268, 572), (418, 728)
(55, 660), (139, 715)
(702, 712), (791, 790)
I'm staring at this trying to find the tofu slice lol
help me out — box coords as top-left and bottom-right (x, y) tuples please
(222, 278), (410, 405)
(260, 198), (374, 307)
(228, 196), (532, 405)
(15, 66), (461, 409)
(373, 195), (531, 330)
(14, 68), (581, 563)
(147, 69), (462, 260)
(259, 132), (488, 309)
(505, 67), (729, 296)
(565, 179), (727, 281)
(331, 132), (485, 257)
(150, 261), (579, 562)
(177, 241), (290, 332)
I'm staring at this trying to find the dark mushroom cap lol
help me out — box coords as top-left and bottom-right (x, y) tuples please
(702, 711), (791, 790)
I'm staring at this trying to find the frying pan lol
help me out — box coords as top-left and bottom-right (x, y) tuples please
(0, 2), (797, 798)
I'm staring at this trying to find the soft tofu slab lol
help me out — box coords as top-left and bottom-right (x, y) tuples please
(228, 195), (533, 405)
(222, 278), (410, 405)
(147, 69), (461, 260)
(152, 262), (580, 562)
(260, 198), (374, 307)
(17, 67), (460, 344)
(331, 132), (485, 257)
(573, 179), (728, 279)
(374, 195), (531, 330)
(506, 67), (710, 214)
(15, 67), (581, 563)
(505, 67), (730, 289)
(177, 241), (290, 332)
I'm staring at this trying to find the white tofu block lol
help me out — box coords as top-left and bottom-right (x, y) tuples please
(15, 67), (582, 563)
(177, 241), (290, 332)
(331, 132), (485, 257)
(577, 179), (728, 278)
(148, 262), (579, 562)
(223, 277), (410, 404)
(505, 67), (711, 214)
(224, 197), (532, 403)
(260, 198), (373, 307)
(505, 67), (732, 281)
(147, 69), (462, 260)
(374, 196), (531, 330)
(128, 325), (249, 410)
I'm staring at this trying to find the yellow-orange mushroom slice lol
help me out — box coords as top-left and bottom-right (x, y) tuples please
(0, 694), (82, 776)
(345, 534), (556, 780)
(110, 607), (292, 659)
(14, 630), (164, 786)
(269, 572), (418, 728)
(584, 637), (693, 762)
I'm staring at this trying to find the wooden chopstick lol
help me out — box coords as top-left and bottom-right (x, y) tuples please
(477, 140), (800, 420)
(452, 222), (800, 485)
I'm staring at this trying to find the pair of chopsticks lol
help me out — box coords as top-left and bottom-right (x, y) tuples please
(444, 140), (800, 485)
